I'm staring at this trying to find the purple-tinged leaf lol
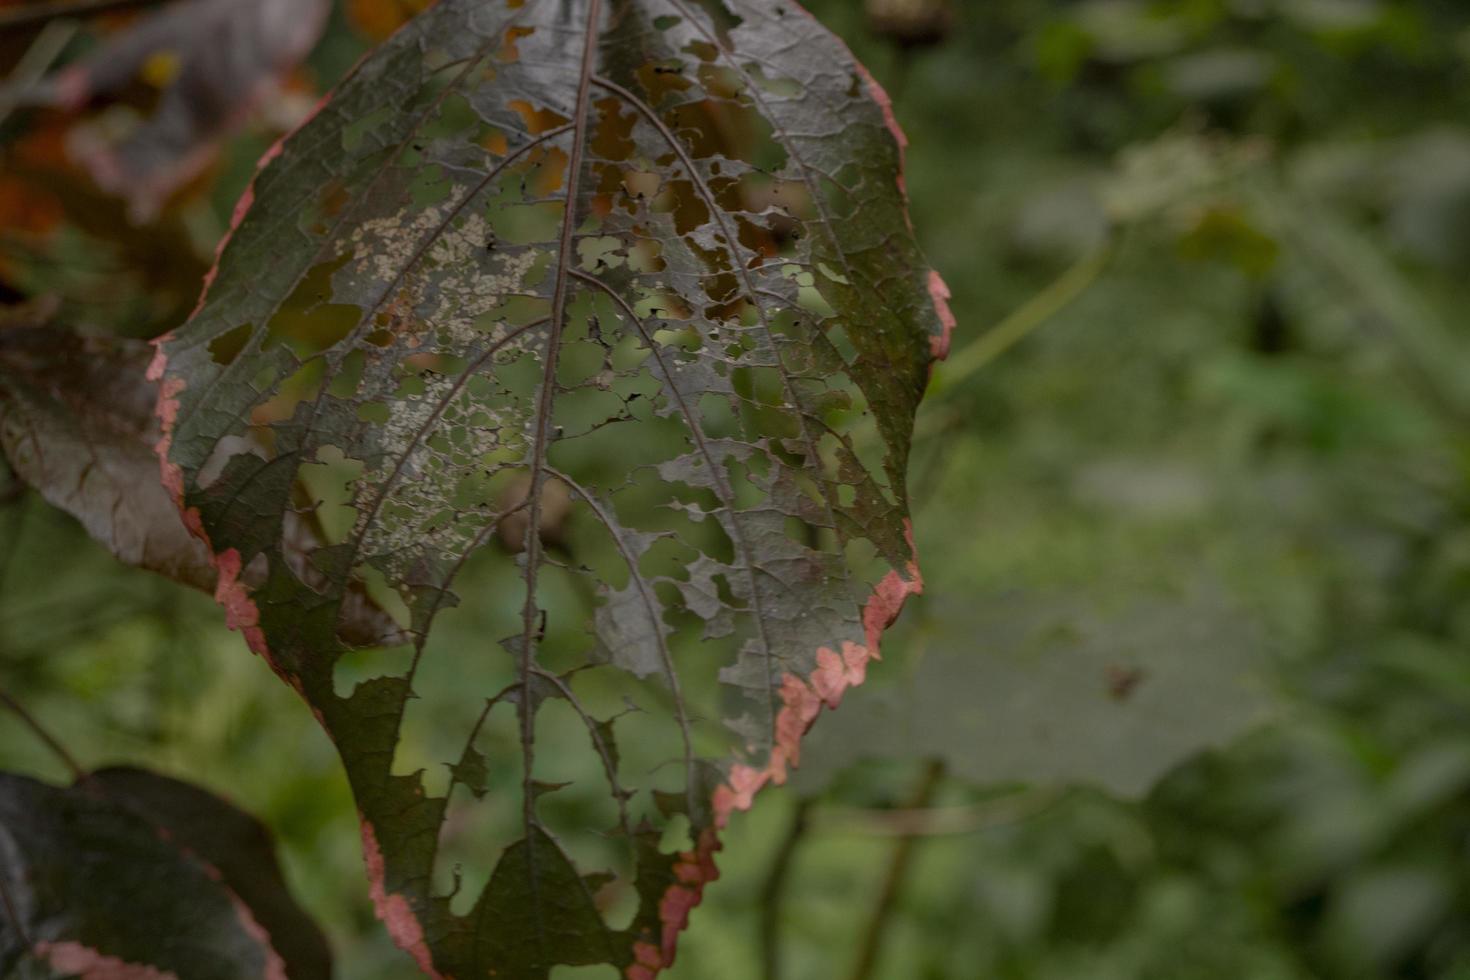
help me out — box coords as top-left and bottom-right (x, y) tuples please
(0, 319), (215, 592)
(154, 0), (952, 976)
(0, 769), (326, 980)
(87, 767), (333, 980)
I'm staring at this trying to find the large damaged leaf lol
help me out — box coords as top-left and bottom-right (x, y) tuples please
(0, 769), (329, 980)
(154, 0), (950, 976)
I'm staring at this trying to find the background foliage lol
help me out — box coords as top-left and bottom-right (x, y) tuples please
(6, 0), (1470, 977)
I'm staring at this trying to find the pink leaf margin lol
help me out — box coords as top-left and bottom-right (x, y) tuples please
(626, 524), (924, 979)
(624, 10), (947, 974)
(360, 822), (445, 979)
(34, 884), (288, 980)
(35, 942), (179, 980)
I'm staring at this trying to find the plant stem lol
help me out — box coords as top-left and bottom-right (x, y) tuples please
(0, 685), (85, 780)
(760, 797), (813, 980)
(0, 684), (77, 953)
(815, 786), (1065, 837)
(847, 758), (946, 980)
(929, 242), (1114, 394)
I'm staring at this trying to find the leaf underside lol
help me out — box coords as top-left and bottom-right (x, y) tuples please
(156, 0), (947, 976)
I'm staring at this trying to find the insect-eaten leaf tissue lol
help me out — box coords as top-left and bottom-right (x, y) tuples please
(2, 0), (950, 977)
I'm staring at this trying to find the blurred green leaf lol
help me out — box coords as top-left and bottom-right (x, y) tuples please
(796, 588), (1275, 799)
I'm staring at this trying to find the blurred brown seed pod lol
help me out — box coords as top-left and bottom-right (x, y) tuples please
(867, 0), (954, 49)
(496, 475), (572, 553)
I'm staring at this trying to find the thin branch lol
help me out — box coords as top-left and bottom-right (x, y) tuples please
(591, 74), (830, 738)
(0, 16), (76, 129)
(847, 759), (945, 980)
(759, 797), (813, 980)
(546, 464), (696, 818)
(0, 0), (162, 32)
(815, 786), (1066, 837)
(529, 665), (634, 843)
(0, 685), (85, 780)
(567, 268), (782, 761)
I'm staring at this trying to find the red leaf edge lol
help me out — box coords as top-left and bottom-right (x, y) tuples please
(629, 522), (923, 979)
(825, 9), (955, 363)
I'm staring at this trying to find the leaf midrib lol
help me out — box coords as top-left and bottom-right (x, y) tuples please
(507, 0), (605, 956)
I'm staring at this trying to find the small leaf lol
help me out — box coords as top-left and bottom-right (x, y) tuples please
(155, 0), (950, 976)
(0, 769), (327, 980)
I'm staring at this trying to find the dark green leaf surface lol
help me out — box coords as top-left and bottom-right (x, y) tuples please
(155, 0), (946, 975)
(0, 770), (315, 980)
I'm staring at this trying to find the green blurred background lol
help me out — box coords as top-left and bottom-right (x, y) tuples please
(9, 0), (1470, 976)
